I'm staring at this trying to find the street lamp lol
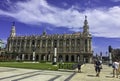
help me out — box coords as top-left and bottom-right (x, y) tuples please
(32, 47), (36, 62)
(52, 40), (57, 65)
(100, 52), (102, 61)
(108, 45), (112, 66)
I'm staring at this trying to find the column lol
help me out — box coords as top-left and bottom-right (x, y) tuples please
(19, 39), (22, 53)
(64, 39), (66, 53)
(74, 55), (77, 62)
(57, 40), (59, 53)
(39, 54), (41, 61)
(81, 39), (85, 53)
(24, 39), (27, 53)
(22, 54), (24, 61)
(45, 39), (47, 53)
(77, 54), (80, 63)
(62, 55), (65, 62)
(43, 55), (45, 61)
(40, 40), (42, 53)
(53, 47), (57, 65)
(29, 40), (32, 52)
(51, 40), (53, 51)
(75, 38), (77, 53)
(69, 39), (71, 53)
(87, 39), (89, 52)
(69, 55), (71, 62)
(28, 54), (30, 61)
(35, 39), (37, 50)
(80, 55), (82, 63)
(9, 40), (12, 52)
(33, 51), (35, 61)
(48, 54), (50, 61)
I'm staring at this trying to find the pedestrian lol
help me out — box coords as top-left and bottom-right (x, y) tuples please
(77, 63), (81, 73)
(94, 59), (102, 77)
(112, 59), (119, 78)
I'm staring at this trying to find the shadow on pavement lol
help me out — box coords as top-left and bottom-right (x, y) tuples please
(75, 71), (84, 73)
(87, 75), (96, 77)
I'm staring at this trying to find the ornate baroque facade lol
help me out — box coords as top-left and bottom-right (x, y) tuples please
(6, 16), (93, 63)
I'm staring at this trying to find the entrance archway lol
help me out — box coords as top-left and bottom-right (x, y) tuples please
(25, 54), (28, 60)
(65, 55), (69, 62)
(30, 54), (33, 61)
(71, 55), (74, 62)
(36, 55), (39, 61)
(58, 55), (63, 62)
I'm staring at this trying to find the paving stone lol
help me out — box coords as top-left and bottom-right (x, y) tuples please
(70, 64), (120, 81)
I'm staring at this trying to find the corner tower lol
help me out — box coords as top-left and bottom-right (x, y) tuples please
(83, 16), (89, 35)
(42, 28), (47, 35)
(10, 22), (16, 37)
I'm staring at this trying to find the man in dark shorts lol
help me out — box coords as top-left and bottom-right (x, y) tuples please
(94, 59), (102, 77)
(77, 63), (81, 72)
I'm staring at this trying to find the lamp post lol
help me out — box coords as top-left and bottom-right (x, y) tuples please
(100, 52), (102, 61)
(108, 45), (112, 66)
(52, 40), (57, 65)
(106, 51), (108, 64)
(32, 47), (35, 62)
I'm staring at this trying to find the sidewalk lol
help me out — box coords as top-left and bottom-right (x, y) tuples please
(70, 64), (120, 81)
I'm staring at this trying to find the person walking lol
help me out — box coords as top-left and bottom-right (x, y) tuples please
(112, 59), (119, 78)
(77, 63), (81, 73)
(94, 59), (102, 77)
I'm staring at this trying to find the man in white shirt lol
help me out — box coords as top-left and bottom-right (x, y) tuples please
(112, 59), (119, 78)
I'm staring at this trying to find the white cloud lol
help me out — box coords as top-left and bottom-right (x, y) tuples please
(0, 0), (120, 38)
(111, 0), (120, 2)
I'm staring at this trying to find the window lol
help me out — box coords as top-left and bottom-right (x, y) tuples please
(48, 40), (51, 47)
(77, 39), (80, 46)
(37, 40), (40, 48)
(32, 40), (35, 45)
(71, 39), (75, 47)
(66, 39), (69, 47)
(59, 39), (63, 47)
(27, 40), (30, 45)
(54, 40), (57, 47)
(42, 40), (46, 47)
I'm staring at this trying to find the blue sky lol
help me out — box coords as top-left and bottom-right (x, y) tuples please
(0, 0), (120, 56)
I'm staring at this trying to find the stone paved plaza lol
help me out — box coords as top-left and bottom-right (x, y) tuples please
(0, 64), (120, 81)
(70, 64), (120, 81)
(0, 67), (74, 81)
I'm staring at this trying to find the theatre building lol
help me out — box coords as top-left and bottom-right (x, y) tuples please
(6, 16), (93, 63)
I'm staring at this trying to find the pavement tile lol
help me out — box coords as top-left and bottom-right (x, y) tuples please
(70, 64), (120, 81)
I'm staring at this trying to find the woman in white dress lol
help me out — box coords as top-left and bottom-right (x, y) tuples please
(112, 59), (119, 78)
